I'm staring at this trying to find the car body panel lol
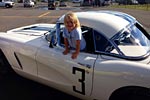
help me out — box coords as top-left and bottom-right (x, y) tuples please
(92, 56), (150, 100)
(36, 45), (96, 98)
(0, 24), (55, 75)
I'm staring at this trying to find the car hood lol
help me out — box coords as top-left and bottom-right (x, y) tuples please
(0, 24), (55, 44)
(7, 23), (55, 36)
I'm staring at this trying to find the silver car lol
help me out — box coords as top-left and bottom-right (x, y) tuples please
(24, 0), (34, 7)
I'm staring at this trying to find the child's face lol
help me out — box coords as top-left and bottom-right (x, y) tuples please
(66, 19), (76, 31)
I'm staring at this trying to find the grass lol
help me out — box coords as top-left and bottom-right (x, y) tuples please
(111, 4), (150, 11)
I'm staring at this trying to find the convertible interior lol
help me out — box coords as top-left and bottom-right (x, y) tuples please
(47, 25), (112, 54)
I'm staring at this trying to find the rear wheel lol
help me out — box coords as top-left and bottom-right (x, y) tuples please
(109, 86), (150, 100)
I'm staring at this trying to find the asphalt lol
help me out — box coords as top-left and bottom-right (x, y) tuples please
(0, 72), (79, 100)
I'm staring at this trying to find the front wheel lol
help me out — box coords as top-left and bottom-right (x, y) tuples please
(5, 4), (11, 8)
(0, 50), (14, 76)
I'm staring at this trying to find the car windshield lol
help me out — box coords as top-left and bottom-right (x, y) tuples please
(113, 23), (150, 57)
(45, 23), (64, 43)
(45, 26), (56, 42)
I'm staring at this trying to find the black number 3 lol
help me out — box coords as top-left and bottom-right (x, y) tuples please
(72, 67), (85, 95)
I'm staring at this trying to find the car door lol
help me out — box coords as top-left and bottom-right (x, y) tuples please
(36, 40), (97, 98)
(90, 30), (121, 100)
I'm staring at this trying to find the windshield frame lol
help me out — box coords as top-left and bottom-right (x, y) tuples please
(111, 22), (150, 58)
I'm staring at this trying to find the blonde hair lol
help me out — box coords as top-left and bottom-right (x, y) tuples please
(64, 12), (80, 28)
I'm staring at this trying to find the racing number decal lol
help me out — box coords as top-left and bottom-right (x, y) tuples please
(72, 67), (85, 95)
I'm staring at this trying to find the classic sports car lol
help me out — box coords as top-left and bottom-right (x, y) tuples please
(0, 11), (150, 100)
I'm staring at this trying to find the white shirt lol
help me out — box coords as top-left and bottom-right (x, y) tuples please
(63, 27), (86, 50)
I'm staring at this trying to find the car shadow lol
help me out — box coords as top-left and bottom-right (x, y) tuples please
(0, 72), (80, 100)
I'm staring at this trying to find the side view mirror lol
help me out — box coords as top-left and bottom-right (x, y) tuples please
(45, 34), (52, 42)
(45, 34), (57, 48)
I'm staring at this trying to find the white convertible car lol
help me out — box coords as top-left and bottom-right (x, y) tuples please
(0, 11), (150, 100)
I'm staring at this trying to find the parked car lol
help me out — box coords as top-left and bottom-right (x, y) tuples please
(48, 0), (56, 10)
(41, 0), (48, 2)
(0, 11), (150, 100)
(0, 0), (15, 8)
(118, 0), (138, 5)
(104, 0), (112, 5)
(72, 0), (81, 3)
(137, 0), (147, 4)
(59, 0), (67, 7)
(80, 0), (91, 6)
(24, 0), (35, 7)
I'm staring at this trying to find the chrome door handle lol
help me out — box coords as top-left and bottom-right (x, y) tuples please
(77, 62), (91, 69)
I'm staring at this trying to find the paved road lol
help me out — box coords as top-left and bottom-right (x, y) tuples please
(0, 2), (150, 100)
(0, 72), (79, 100)
(0, 3), (150, 32)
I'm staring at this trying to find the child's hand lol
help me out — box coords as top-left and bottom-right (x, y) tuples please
(63, 49), (69, 55)
(71, 52), (78, 59)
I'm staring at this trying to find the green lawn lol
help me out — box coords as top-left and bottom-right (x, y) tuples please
(112, 4), (150, 11)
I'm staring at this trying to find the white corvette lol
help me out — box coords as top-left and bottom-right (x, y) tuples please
(0, 11), (150, 100)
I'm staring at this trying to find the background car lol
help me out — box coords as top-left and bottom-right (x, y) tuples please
(80, 0), (91, 6)
(104, 0), (112, 6)
(48, 0), (56, 10)
(117, 0), (138, 5)
(137, 0), (147, 4)
(72, 0), (81, 3)
(0, 0), (15, 8)
(24, 0), (35, 7)
(59, 0), (67, 7)
(0, 11), (150, 100)
(41, 0), (48, 2)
